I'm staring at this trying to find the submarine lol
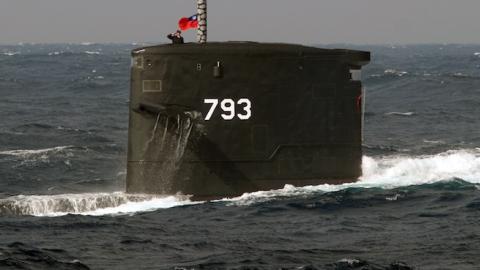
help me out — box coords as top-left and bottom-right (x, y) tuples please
(126, 1), (370, 199)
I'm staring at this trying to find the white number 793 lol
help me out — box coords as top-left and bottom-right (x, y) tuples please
(204, 98), (252, 121)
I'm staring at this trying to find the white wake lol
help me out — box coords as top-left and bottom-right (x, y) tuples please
(2, 149), (479, 216)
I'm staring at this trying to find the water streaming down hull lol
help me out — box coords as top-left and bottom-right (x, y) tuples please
(141, 112), (197, 193)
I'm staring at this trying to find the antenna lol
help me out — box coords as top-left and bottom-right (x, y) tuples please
(197, 0), (207, 43)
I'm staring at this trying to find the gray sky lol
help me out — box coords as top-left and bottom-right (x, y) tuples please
(1, 0), (480, 44)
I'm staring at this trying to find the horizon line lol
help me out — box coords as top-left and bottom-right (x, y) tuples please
(2, 41), (480, 46)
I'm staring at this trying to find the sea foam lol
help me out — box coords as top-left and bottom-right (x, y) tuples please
(0, 192), (195, 217)
(3, 149), (480, 216)
(85, 51), (101, 55)
(0, 146), (74, 157)
(385, 112), (415, 116)
(225, 149), (480, 205)
(3, 52), (20, 56)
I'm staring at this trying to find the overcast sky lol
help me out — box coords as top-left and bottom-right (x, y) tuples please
(1, 0), (480, 44)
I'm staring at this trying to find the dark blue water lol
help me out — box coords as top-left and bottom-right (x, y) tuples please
(1, 44), (480, 269)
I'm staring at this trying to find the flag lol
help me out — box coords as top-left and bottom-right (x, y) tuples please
(178, 15), (198, 31)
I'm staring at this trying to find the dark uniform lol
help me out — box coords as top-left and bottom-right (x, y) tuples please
(167, 33), (184, 44)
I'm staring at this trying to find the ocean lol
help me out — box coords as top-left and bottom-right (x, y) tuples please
(1, 43), (480, 269)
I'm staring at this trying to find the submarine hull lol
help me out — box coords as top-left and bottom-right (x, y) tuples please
(127, 42), (370, 198)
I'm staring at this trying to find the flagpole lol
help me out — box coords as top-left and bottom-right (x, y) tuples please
(197, 0), (207, 43)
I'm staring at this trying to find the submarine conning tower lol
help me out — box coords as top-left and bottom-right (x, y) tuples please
(127, 42), (370, 199)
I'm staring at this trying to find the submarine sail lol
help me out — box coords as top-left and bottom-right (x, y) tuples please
(126, 42), (370, 199)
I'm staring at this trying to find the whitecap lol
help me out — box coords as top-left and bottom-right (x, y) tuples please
(48, 51), (63, 56)
(452, 72), (470, 78)
(384, 69), (396, 74)
(3, 52), (20, 56)
(0, 146), (78, 166)
(474, 52), (480, 56)
(85, 51), (100, 55)
(385, 194), (402, 201)
(384, 69), (408, 77)
(385, 112), (415, 116)
(0, 146), (74, 158)
(423, 139), (444, 144)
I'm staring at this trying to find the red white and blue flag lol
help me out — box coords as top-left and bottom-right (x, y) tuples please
(178, 14), (198, 31)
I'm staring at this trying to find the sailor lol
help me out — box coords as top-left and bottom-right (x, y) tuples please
(167, 30), (185, 44)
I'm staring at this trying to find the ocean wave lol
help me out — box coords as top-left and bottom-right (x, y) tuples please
(48, 51), (64, 56)
(450, 72), (475, 79)
(384, 69), (408, 77)
(14, 123), (56, 130)
(363, 143), (401, 153)
(2, 51), (20, 56)
(384, 112), (415, 116)
(0, 145), (74, 157)
(56, 125), (82, 132)
(0, 192), (195, 216)
(0, 146), (84, 166)
(367, 69), (409, 79)
(0, 242), (89, 270)
(85, 51), (101, 55)
(423, 139), (445, 144)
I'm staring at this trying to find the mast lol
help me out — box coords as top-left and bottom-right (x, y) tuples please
(197, 0), (207, 43)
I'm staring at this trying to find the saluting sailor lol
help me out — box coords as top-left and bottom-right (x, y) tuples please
(167, 30), (185, 44)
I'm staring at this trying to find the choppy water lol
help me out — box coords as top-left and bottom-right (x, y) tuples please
(1, 44), (480, 269)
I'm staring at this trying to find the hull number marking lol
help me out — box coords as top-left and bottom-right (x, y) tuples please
(204, 98), (252, 121)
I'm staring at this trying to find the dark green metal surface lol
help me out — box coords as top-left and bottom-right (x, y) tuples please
(127, 42), (370, 199)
